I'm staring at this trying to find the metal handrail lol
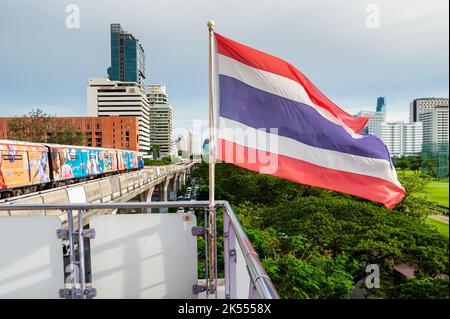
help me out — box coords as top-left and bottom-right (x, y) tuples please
(3, 200), (279, 299)
(219, 201), (280, 299)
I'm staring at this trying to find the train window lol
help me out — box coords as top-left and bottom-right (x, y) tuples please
(2, 154), (22, 161)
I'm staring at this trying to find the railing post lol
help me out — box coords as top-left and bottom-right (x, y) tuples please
(223, 211), (237, 299)
(248, 280), (260, 299)
(204, 208), (209, 298)
(66, 209), (79, 299)
(77, 209), (86, 299)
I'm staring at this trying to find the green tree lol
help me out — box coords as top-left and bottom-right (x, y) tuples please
(8, 109), (51, 143)
(149, 144), (161, 159)
(193, 163), (449, 299)
(7, 108), (83, 145)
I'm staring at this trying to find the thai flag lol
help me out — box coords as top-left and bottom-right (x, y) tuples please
(215, 33), (405, 208)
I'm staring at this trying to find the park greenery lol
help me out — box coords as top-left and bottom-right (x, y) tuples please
(143, 156), (172, 166)
(192, 162), (449, 299)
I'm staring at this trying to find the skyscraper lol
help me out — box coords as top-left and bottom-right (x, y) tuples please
(146, 85), (173, 156)
(376, 96), (386, 114)
(409, 97), (449, 123)
(107, 24), (146, 93)
(420, 105), (449, 151)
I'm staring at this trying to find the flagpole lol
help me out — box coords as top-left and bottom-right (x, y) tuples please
(207, 19), (216, 294)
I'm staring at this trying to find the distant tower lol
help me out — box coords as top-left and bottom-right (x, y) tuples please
(107, 24), (146, 93)
(376, 97), (386, 114)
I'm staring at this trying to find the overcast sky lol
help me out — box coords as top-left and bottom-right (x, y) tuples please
(0, 0), (448, 138)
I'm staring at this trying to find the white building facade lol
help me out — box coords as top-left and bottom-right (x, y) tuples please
(419, 106), (449, 148)
(376, 122), (403, 157)
(403, 122), (423, 156)
(175, 130), (202, 158)
(376, 121), (423, 157)
(87, 77), (150, 152)
(356, 111), (386, 135)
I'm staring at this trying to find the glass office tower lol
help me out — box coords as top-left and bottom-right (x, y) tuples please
(107, 24), (146, 92)
(376, 96), (386, 114)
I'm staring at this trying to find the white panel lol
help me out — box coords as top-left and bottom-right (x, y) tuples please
(67, 186), (87, 203)
(90, 213), (198, 299)
(0, 216), (64, 299)
(235, 237), (251, 299)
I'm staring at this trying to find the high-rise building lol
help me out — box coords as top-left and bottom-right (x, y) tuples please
(146, 85), (173, 156)
(376, 96), (386, 114)
(107, 24), (146, 93)
(376, 122), (403, 157)
(175, 135), (189, 157)
(409, 97), (449, 123)
(375, 121), (423, 157)
(419, 105), (449, 151)
(188, 130), (202, 157)
(202, 138), (210, 162)
(87, 77), (150, 152)
(356, 110), (386, 135)
(403, 122), (423, 156)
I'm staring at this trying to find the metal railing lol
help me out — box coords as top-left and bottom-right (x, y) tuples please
(3, 200), (279, 299)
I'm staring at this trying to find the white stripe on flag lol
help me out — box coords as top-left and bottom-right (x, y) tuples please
(218, 116), (401, 187)
(218, 54), (364, 138)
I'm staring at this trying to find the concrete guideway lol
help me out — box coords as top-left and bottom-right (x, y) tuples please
(0, 161), (198, 224)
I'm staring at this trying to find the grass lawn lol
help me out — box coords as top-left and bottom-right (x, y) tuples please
(417, 180), (449, 208)
(428, 217), (449, 238)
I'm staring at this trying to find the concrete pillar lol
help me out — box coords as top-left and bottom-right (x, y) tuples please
(168, 176), (177, 201)
(173, 175), (177, 192)
(140, 186), (154, 213)
(182, 172), (186, 186)
(178, 174), (183, 190)
(175, 173), (181, 191)
(161, 177), (172, 213)
(162, 177), (171, 202)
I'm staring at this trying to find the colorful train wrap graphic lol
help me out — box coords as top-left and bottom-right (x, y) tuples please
(0, 140), (144, 192)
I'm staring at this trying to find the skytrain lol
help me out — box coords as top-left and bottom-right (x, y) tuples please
(0, 140), (144, 197)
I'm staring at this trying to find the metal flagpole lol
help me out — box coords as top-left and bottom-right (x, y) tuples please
(207, 19), (216, 294)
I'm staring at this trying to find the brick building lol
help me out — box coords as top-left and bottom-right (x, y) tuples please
(0, 116), (140, 151)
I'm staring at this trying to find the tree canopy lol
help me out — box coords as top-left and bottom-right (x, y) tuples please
(7, 108), (83, 145)
(192, 163), (449, 299)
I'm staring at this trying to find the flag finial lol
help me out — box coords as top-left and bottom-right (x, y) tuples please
(207, 20), (215, 30)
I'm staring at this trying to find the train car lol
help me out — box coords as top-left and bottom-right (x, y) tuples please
(46, 144), (87, 181)
(47, 144), (143, 182)
(0, 140), (51, 193)
(137, 153), (144, 169)
(1, 139), (144, 195)
(45, 144), (121, 182)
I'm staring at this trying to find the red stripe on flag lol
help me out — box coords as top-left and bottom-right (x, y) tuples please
(215, 33), (368, 133)
(218, 138), (405, 209)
